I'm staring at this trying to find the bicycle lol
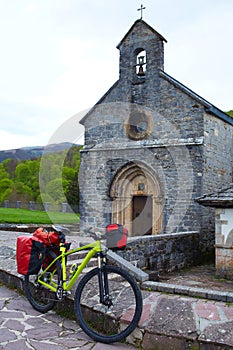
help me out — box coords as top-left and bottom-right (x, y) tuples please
(24, 226), (143, 344)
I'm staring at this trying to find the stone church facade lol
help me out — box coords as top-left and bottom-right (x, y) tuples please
(79, 19), (233, 254)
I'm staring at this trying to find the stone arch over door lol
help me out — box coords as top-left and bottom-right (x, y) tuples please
(110, 163), (163, 236)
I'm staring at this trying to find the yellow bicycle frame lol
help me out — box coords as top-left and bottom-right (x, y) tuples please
(37, 240), (103, 293)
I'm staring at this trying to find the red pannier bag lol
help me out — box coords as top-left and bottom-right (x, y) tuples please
(16, 236), (45, 275)
(106, 224), (128, 251)
(33, 227), (70, 272)
(33, 227), (64, 246)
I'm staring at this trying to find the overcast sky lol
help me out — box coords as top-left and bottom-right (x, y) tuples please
(0, 0), (232, 150)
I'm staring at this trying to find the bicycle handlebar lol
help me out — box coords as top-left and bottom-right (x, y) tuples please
(51, 225), (105, 241)
(84, 227), (106, 240)
(52, 225), (70, 235)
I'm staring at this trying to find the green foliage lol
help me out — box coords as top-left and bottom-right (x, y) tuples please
(0, 163), (10, 180)
(226, 110), (233, 118)
(15, 163), (30, 182)
(2, 158), (19, 178)
(7, 182), (33, 203)
(45, 178), (67, 203)
(36, 193), (54, 204)
(0, 145), (81, 212)
(64, 145), (81, 170)
(0, 178), (13, 202)
(62, 166), (76, 181)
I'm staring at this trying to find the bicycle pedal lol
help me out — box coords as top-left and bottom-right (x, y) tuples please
(63, 291), (71, 296)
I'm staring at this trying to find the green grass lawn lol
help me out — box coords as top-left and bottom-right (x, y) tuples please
(0, 208), (80, 224)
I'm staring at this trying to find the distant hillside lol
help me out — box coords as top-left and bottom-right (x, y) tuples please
(0, 142), (78, 162)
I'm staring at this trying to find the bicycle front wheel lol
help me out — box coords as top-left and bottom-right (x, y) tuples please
(74, 265), (142, 343)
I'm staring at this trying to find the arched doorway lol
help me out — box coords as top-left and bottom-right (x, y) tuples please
(110, 163), (163, 236)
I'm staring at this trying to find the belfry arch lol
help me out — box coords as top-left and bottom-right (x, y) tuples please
(110, 163), (163, 236)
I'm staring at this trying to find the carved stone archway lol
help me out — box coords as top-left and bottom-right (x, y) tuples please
(110, 163), (163, 236)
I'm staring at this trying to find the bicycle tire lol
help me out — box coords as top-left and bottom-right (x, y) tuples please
(74, 265), (142, 343)
(24, 251), (61, 313)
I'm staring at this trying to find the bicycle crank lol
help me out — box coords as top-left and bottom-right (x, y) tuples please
(56, 286), (71, 300)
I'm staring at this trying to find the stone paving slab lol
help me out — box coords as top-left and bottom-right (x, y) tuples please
(1, 230), (233, 349)
(0, 284), (135, 350)
(141, 292), (233, 349)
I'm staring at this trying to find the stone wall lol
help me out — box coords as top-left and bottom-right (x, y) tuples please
(79, 143), (204, 235)
(199, 114), (233, 256)
(203, 114), (233, 194)
(117, 231), (200, 274)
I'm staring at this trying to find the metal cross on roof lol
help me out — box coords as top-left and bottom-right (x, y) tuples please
(137, 4), (146, 19)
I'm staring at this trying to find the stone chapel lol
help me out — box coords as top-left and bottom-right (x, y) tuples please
(79, 19), (233, 255)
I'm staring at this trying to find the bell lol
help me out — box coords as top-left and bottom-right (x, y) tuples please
(137, 64), (145, 76)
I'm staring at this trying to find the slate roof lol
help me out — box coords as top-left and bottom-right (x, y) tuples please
(196, 184), (233, 207)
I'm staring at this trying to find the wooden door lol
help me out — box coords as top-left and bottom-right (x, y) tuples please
(132, 196), (152, 235)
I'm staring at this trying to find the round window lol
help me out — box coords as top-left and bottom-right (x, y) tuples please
(125, 109), (152, 140)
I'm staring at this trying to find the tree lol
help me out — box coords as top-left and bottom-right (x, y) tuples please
(45, 178), (67, 204)
(0, 178), (13, 202)
(0, 145), (81, 211)
(15, 163), (30, 183)
(5, 182), (33, 203)
(2, 158), (19, 178)
(226, 110), (233, 118)
(15, 161), (40, 200)
(65, 170), (79, 212)
(0, 163), (10, 180)
(64, 145), (82, 170)
(62, 166), (76, 181)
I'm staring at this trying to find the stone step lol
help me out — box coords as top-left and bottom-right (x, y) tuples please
(141, 280), (233, 303)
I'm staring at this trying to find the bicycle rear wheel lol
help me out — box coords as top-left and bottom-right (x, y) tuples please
(74, 265), (142, 343)
(24, 251), (61, 313)
(24, 273), (57, 313)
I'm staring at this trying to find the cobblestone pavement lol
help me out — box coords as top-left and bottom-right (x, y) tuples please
(0, 284), (136, 350)
(159, 263), (233, 292)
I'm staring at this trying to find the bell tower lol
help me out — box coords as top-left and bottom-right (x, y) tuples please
(117, 19), (167, 86)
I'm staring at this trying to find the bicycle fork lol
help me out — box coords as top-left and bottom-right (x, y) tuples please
(97, 254), (113, 307)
